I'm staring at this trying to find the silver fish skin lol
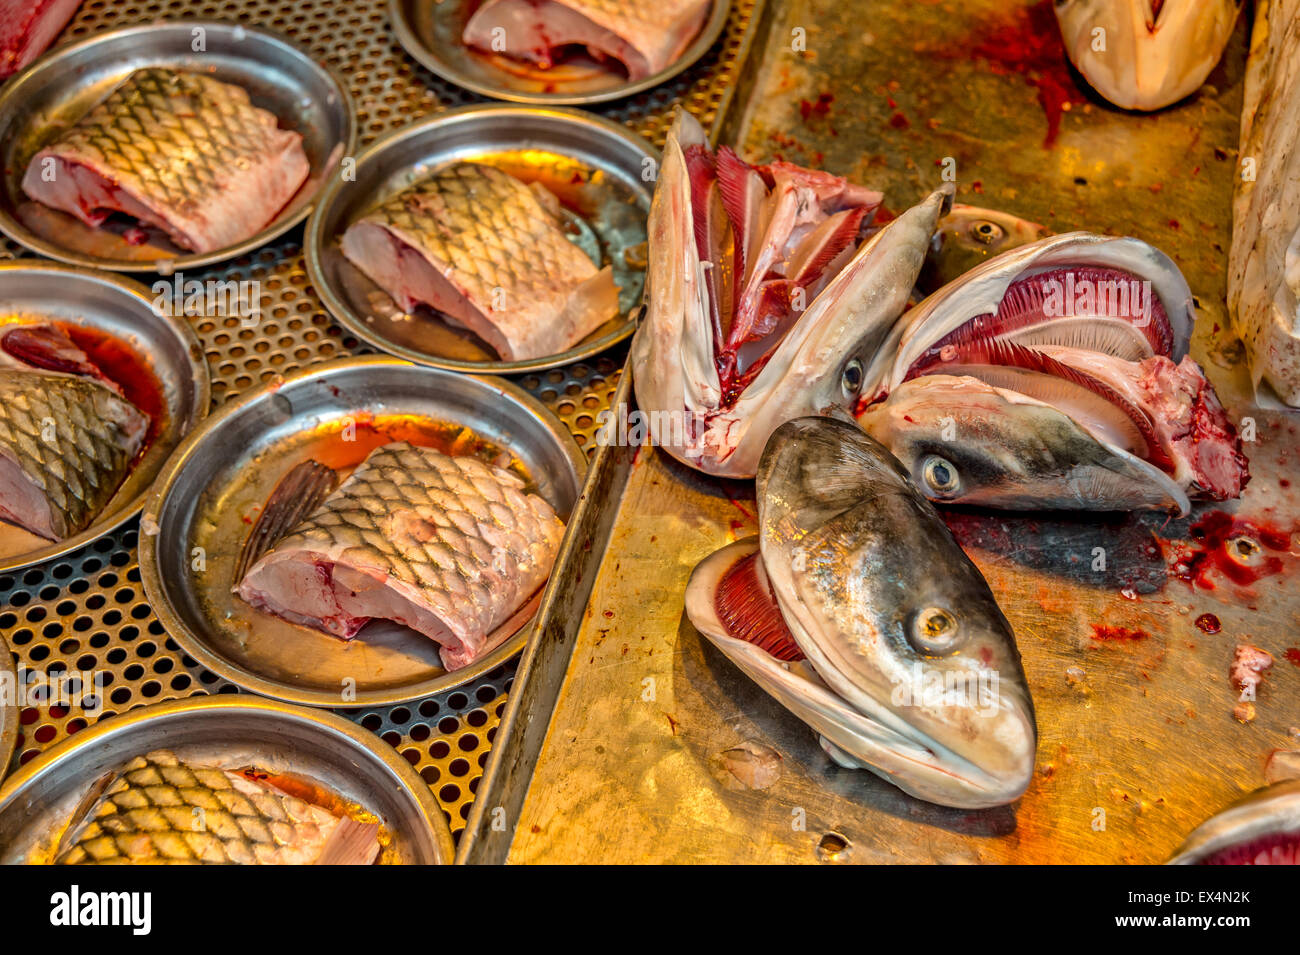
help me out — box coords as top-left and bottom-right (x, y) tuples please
(686, 418), (1037, 809)
(917, 203), (1050, 295)
(340, 161), (618, 362)
(1054, 0), (1242, 111)
(1168, 780), (1300, 865)
(22, 68), (309, 253)
(1228, 0), (1300, 407)
(237, 441), (565, 671)
(462, 0), (711, 80)
(55, 749), (380, 865)
(0, 367), (146, 541)
(630, 109), (948, 479)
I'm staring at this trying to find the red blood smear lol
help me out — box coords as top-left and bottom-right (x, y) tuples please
(799, 93), (834, 121)
(60, 323), (166, 448)
(963, 0), (1087, 148)
(1285, 648), (1300, 667)
(1090, 624), (1148, 642)
(1194, 613), (1221, 634)
(1169, 512), (1294, 589)
(889, 112), (910, 129)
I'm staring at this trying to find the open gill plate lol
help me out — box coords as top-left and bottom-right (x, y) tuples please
(305, 104), (656, 374)
(0, 20), (356, 272)
(389, 0), (732, 105)
(139, 356), (587, 707)
(0, 696), (453, 864)
(0, 263), (210, 574)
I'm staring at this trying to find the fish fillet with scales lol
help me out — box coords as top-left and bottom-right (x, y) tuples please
(236, 442), (565, 671)
(22, 68), (309, 254)
(340, 161), (619, 361)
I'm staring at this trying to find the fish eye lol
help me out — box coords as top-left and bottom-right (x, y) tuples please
(972, 221), (1004, 246)
(909, 606), (962, 654)
(841, 358), (864, 398)
(921, 454), (960, 496)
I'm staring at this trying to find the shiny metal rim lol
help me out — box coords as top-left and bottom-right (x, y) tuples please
(304, 103), (656, 374)
(0, 695), (455, 863)
(0, 262), (212, 575)
(138, 354), (588, 707)
(0, 633), (16, 788)
(388, 0), (732, 105)
(0, 19), (358, 273)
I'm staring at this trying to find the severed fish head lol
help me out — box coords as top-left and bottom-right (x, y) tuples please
(858, 232), (1249, 514)
(630, 108), (949, 478)
(1168, 780), (1300, 864)
(1054, 0), (1243, 111)
(918, 203), (1051, 295)
(685, 417), (1037, 809)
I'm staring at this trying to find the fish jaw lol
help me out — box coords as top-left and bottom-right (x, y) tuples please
(686, 539), (1031, 808)
(859, 374), (1191, 514)
(632, 161), (949, 478)
(1168, 780), (1300, 864)
(1054, 0), (1242, 111)
(754, 417), (1037, 806)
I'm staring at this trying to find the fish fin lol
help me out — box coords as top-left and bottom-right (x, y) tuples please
(54, 768), (116, 858)
(316, 817), (382, 865)
(235, 460), (339, 583)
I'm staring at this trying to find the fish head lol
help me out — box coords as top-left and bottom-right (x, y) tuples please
(753, 416), (1037, 806)
(918, 203), (1051, 294)
(630, 108), (948, 478)
(858, 374), (1190, 513)
(1054, 0), (1243, 111)
(1168, 780), (1300, 864)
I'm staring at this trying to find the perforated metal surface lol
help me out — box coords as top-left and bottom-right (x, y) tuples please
(0, 0), (752, 841)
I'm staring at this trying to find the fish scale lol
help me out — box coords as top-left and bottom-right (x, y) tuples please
(237, 442), (565, 670)
(0, 371), (144, 538)
(55, 750), (357, 865)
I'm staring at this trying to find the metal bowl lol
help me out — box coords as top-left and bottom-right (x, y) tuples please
(139, 355), (587, 707)
(0, 633), (16, 786)
(0, 263), (210, 574)
(0, 20), (356, 272)
(305, 104), (655, 374)
(0, 696), (453, 864)
(389, 0), (730, 105)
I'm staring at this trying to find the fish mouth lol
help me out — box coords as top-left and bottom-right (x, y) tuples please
(861, 233), (1248, 512)
(684, 417), (1038, 809)
(1168, 781), (1300, 865)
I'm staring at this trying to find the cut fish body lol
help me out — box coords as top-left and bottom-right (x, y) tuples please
(340, 162), (618, 362)
(1055, 0), (1242, 111)
(22, 68), (309, 253)
(462, 0), (711, 81)
(631, 109), (938, 479)
(686, 419), (1037, 809)
(1228, 0), (1300, 407)
(237, 442), (564, 671)
(0, 323), (147, 540)
(55, 750), (380, 865)
(0, 0), (81, 78)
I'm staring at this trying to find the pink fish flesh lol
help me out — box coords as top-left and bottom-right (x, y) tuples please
(236, 442), (565, 671)
(0, 0), (81, 78)
(462, 0), (711, 81)
(22, 68), (309, 254)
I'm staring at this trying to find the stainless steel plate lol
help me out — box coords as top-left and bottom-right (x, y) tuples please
(0, 263), (210, 574)
(0, 633), (16, 786)
(0, 20), (357, 272)
(305, 104), (655, 374)
(139, 355), (587, 708)
(389, 0), (730, 105)
(0, 696), (453, 864)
